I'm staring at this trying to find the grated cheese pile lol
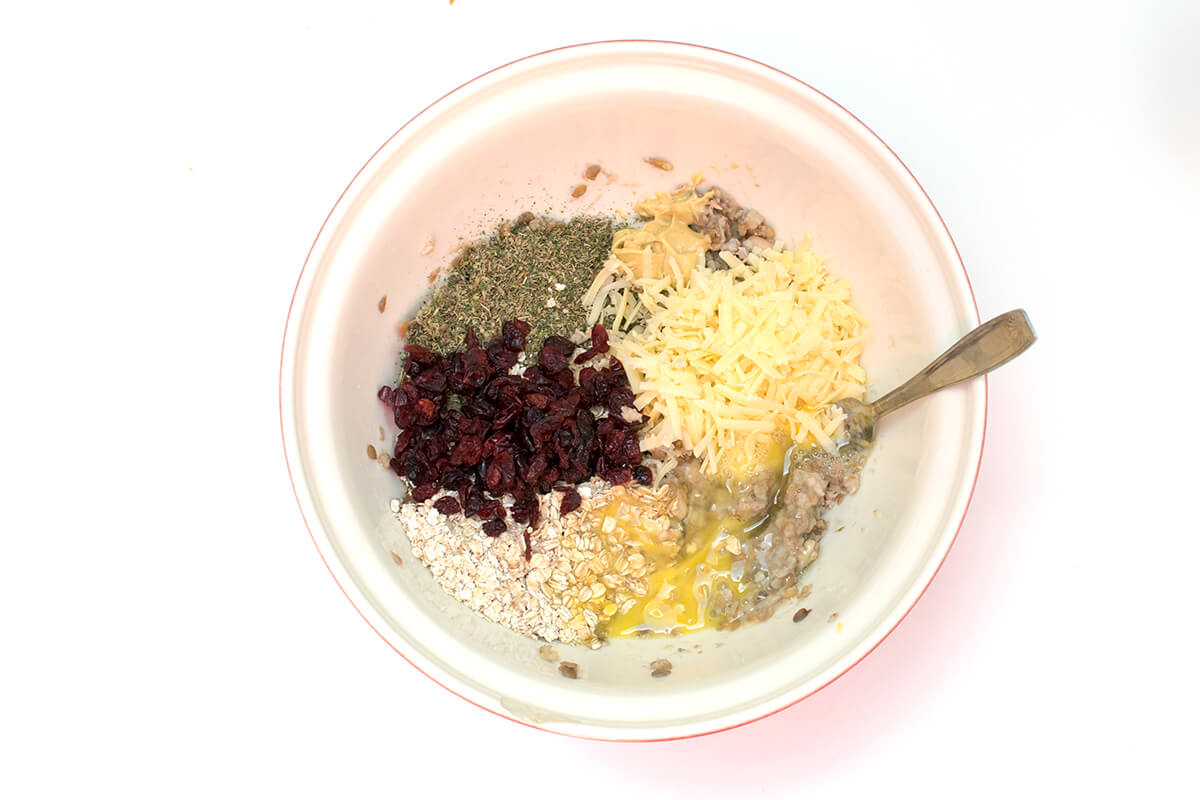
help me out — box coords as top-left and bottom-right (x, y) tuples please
(591, 240), (867, 473)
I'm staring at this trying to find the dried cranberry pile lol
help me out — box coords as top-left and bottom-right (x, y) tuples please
(378, 320), (650, 538)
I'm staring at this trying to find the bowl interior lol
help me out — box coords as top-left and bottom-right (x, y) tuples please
(281, 42), (983, 739)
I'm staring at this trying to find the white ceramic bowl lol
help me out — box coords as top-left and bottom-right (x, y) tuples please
(280, 41), (983, 740)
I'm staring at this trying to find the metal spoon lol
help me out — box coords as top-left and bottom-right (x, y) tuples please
(836, 309), (1036, 445)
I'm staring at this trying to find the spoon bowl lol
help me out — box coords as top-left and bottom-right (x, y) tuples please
(837, 309), (1036, 446)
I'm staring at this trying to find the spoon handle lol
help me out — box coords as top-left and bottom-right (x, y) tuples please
(871, 309), (1036, 419)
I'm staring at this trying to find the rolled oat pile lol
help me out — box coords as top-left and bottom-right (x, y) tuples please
(395, 479), (679, 645)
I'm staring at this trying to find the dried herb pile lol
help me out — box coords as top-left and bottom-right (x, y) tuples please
(406, 216), (616, 354)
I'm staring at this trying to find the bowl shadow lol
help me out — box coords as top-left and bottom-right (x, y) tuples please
(572, 410), (1035, 789)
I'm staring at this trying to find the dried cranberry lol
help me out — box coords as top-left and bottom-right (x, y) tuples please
(501, 320), (529, 351)
(482, 520), (506, 536)
(528, 412), (562, 443)
(394, 382), (418, 411)
(551, 369), (575, 392)
(623, 433), (643, 464)
(475, 500), (506, 521)
(538, 345), (567, 373)
(605, 387), (635, 415)
(441, 469), (471, 492)
(443, 353), (467, 393)
(607, 467), (633, 485)
(404, 343), (438, 366)
(486, 341), (519, 371)
(550, 394), (579, 417)
(523, 530), (532, 560)
(524, 453), (548, 483)
(510, 498), (533, 524)
(524, 393), (550, 409)
(544, 335), (575, 355)
(574, 323), (611, 363)
(560, 489), (582, 515)
(414, 369), (447, 393)
(377, 385), (394, 404)
(433, 496), (461, 515)
(402, 456), (423, 482)
(449, 437), (483, 466)
(393, 428), (416, 455)
(464, 490), (486, 516)
(414, 398), (438, 425)
(482, 432), (512, 457)
(484, 461), (503, 492)
(461, 396), (496, 418)
(462, 347), (490, 389)
(484, 449), (516, 493)
(590, 323), (609, 351)
(411, 483), (438, 502)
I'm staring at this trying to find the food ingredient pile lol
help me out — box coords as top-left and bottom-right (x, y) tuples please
(378, 173), (869, 650)
(406, 216), (616, 353)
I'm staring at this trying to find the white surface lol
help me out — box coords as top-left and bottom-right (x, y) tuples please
(282, 40), (985, 739)
(2, 0), (1197, 795)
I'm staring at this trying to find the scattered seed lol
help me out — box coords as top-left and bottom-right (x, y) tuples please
(644, 156), (673, 171)
(538, 644), (558, 662)
(367, 444), (378, 460)
(558, 661), (579, 679)
(792, 607), (811, 623)
(571, 184), (587, 198)
(798, 584), (813, 600)
(419, 234), (436, 255)
(583, 164), (601, 180)
(650, 658), (672, 678)
(827, 612), (839, 624)
(378, 295), (387, 314)
(390, 552), (404, 566)
(379, 426), (386, 441)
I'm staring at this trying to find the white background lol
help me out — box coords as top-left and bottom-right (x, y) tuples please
(3, 1), (1197, 797)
